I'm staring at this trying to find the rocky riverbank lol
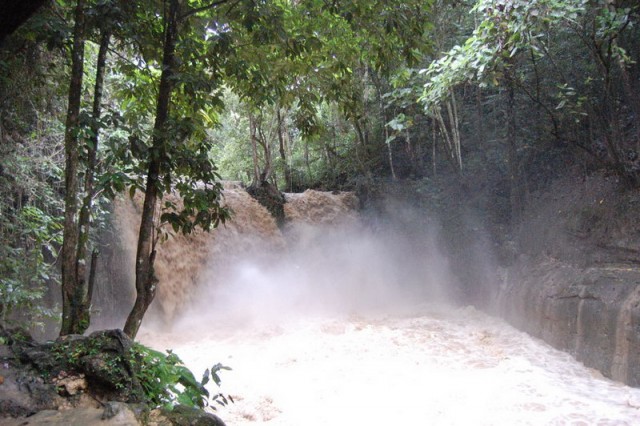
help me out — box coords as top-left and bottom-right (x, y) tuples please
(496, 259), (640, 386)
(0, 327), (226, 425)
(493, 173), (640, 386)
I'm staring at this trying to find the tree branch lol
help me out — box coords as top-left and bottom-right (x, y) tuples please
(179, 0), (231, 21)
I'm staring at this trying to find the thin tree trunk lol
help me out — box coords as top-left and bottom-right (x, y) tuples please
(87, 249), (98, 308)
(405, 126), (414, 175)
(60, 0), (86, 336)
(386, 133), (396, 180)
(434, 107), (457, 169)
(380, 112), (398, 180)
(432, 121), (437, 177)
(374, 73), (395, 180)
(124, 0), (179, 339)
(277, 108), (291, 191)
(383, 109), (396, 180)
(257, 125), (272, 183)
(476, 86), (484, 146)
(447, 92), (462, 171)
(324, 118), (337, 182)
(249, 112), (260, 186)
(304, 139), (311, 181)
(73, 29), (111, 334)
(353, 120), (369, 176)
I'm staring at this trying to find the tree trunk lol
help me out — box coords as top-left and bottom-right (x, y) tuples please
(304, 139), (311, 181)
(353, 120), (369, 176)
(386, 132), (397, 180)
(475, 86), (484, 147)
(73, 29), (111, 334)
(447, 93), (462, 171)
(405, 125), (414, 176)
(373, 73), (396, 180)
(277, 108), (292, 191)
(123, 0), (179, 339)
(249, 112), (260, 186)
(432, 121), (437, 177)
(256, 124), (272, 183)
(382, 112), (396, 180)
(60, 0), (86, 336)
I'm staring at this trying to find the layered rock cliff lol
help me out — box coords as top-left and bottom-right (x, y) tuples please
(493, 173), (640, 386)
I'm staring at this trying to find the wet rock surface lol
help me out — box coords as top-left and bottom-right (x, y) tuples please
(0, 329), (66, 418)
(2, 405), (140, 426)
(160, 405), (227, 426)
(0, 328), (142, 423)
(496, 260), (640, 386)
(494, 174), (640, 386)
(0, 328), (226, 425)
(246, 181), (287, 227)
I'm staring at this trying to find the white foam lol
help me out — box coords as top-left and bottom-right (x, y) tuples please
(140, 306), (640, 425)
(133, 190), (640, 425)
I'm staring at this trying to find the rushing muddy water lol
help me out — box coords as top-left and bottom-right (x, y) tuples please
(118, 187), (640, 425)
(140, 306), (640, 425)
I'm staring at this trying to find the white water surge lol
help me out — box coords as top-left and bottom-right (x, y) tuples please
(128, 188), (640, 425)
(140, 306), (640, 425)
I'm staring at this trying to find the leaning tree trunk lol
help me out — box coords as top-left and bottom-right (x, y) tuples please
(60, 0), (86, 336)
(123, 0), (179, 339)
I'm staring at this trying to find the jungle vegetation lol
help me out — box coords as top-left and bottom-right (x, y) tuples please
(0, 0), (638, 338)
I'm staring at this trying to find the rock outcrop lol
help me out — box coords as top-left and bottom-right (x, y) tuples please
(0, 327), (227, 425)
(0, 327), (145, 421)
(496, 260), (640, 386)
(493, 173), (640, 386)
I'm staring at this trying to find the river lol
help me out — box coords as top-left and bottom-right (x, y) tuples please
(124, 188), (640, 425)
(140, 304), (640, 425)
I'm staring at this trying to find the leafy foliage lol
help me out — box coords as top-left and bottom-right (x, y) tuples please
(420, 0), (588, 108)
(0, 22), (68, 327)
(0, 206), (63, 318)
(131, 343), (232, 410)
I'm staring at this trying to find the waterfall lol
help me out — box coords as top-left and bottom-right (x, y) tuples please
(97, 185), (368, 326)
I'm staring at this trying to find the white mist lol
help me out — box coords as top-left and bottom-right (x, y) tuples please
(137, 190), (640, 425)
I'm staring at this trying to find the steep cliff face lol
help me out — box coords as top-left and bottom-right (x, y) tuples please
(494, 173), (640, 386)
(496, 261), (640, 386)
